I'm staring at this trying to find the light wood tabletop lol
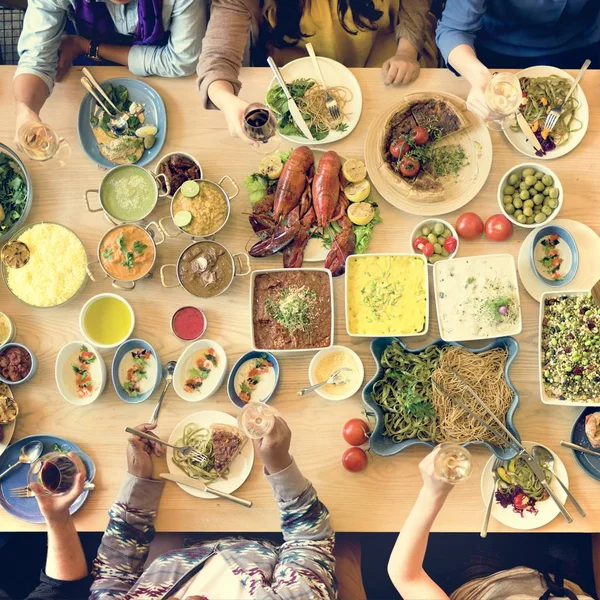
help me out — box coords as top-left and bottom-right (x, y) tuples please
(0, 66), (598, 533)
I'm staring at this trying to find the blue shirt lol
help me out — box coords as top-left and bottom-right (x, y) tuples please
(436, 0), (600, 62)
(16, 0), (205, 92)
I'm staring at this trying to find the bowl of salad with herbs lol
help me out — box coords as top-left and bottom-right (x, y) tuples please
(0, 143), (31, 245)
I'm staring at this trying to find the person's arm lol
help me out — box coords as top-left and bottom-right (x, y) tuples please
(387, 450), (452, 600)
(90, 424), (164, 600)
(447, 44), (491, 119)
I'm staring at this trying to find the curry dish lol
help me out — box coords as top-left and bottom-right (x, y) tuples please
(99, 225), (155, 282)
(173, 181), (228, 237)
(177, 241), (234, 297)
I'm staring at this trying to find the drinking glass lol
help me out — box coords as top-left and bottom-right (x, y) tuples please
(434, 443), (473, 484)
(483, 72), (522, 131)
(237, 402), (276, 439)
(27, 452), (85, 496)
(17, 121), (71, 167)
(242, 103), (281, 154)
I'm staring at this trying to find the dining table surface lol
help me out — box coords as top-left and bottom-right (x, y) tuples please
(0, 65), (599, 534)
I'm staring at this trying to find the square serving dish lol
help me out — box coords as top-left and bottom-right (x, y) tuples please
(250, 267), (334, 354)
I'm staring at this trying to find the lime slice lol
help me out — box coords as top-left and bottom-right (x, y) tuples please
(259, 155), (283, 179)
(344, 180), (371, 203)
(347, 202), (374, 226)
(180, 180), (200, 198)
(174, 211), (192, 227)
(342, 159), (367, 184)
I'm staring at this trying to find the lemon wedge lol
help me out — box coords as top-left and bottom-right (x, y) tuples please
(347, 202), (374, 226)
(259, 155), (284, 179)
(342, 159), (367, 183)
(344, 180), (371, 203)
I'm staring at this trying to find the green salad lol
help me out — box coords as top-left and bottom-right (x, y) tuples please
(0, 152), (27, 237)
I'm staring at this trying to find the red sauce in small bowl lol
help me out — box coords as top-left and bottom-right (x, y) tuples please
(171, 307), (206, 341)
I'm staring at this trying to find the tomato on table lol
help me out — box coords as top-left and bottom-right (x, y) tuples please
(342, 419), (370, 446)
(342, 447), (368, 472)
(455, 212), (484, 240)
(485, 214), (513, 242)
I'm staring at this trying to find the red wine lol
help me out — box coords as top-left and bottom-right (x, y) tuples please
(244, 108), (276, 143)
(245, 108), (269, 128)
(40, 455), (77, 494)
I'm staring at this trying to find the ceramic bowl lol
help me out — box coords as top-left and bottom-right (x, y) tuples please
(154, 151), (202, 196)
(79, 293), (135, 350)
(409, 218), (459, 265)
(111, 338), (161, 403)
(530, 225), (579, 287)
(55, 341), (106, 406)
(308, 346), (364, 401)
(227, 351), (280, 408)
(0, 342), (37, 385)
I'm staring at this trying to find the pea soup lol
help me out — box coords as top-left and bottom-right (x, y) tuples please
(101, 166), (156, 222)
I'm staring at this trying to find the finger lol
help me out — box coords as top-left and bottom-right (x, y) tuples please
(67, 452), (86, 475)
(381, 59), (391, 77)
(29, 482), (45, 497)
(401, 67), (417, 85)
(64, 472), (85, 503)
(137, 423), (157, 433)
(393, 67), (407, 86)
(384, 63), (399, 86)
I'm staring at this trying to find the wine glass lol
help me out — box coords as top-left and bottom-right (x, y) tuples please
(434, 443), (473, 484)
(483, 72), (522, 131)
(27, 452), (85, 496)
(242, 103), (281, 154)
(17, 121), (71, 167)
(237, 402), (276, 440)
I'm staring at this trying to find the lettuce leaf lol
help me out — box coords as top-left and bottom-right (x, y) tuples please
(244, 172), (269, 205)
(354, 202), (382, 254)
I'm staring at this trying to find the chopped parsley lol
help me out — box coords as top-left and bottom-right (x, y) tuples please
(265, 285), (317, 335)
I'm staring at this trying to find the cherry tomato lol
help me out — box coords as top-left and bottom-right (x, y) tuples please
(443, 236), (458, 253)
(342, 447), (368, 472)
(421, 242), (434, 257)
(411, 126), (429, 146)
(389, 138), (409, 159)
(455, 212), (484, 240)
(342, 419), (370, 446)
(399, 156), (420, 178)
(513, 493), (531, 511)
(412, 236), (427, 252)
(485, 214), (513, 242)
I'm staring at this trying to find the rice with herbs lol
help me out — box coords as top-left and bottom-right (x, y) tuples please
(6, 223), (87, 307)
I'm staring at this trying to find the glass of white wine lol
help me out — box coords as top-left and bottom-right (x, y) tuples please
(237, 402), (276, 440)
(17, 122), (71, 167)
(483, 72), (522, 131)
(434, 443), (473, 484)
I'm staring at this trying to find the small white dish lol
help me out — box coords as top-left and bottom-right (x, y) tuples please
(55, 341), (106, 406)
(173, 339), (227, 402)
(79, 293), (135, 350)
(308, 345), (364, 401)
(409, 218), (459, 266)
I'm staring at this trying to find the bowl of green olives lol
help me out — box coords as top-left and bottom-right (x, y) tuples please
(410, 218), (459, 266)
(497, 163), (562, 229)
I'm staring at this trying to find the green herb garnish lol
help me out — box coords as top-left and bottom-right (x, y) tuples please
(102, 248), (113, 260)
(133, 240), (148, 255)
(265, 285), (317, 335)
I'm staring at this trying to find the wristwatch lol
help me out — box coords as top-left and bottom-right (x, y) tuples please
(86, 38), (102, 63)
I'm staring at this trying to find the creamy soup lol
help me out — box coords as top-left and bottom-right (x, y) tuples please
(100, 225), (155, 281)
(101, 166), (156, 222)
(233, 356), (276, 404)
(118, 348), (157, 398)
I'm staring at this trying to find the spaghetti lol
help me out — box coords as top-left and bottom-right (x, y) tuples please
(296, 81), (353, 135)
(172, 423), (225, 484)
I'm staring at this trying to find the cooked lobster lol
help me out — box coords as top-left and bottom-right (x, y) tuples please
(312, 151), (343, 228)
(272, 146), (314, 221)
(325, 215), (356, 277)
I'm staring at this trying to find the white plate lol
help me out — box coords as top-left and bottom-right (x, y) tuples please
(504, 66), (589, 159)
(481, 441), (568, 531)
(167, 410), (254, 499)
(0, 384), (16, 457)
(55, 341), (106, 406)
(173, 340), (227, 402)
(518, 219), (600, 302)
(267, 56), (362, 145)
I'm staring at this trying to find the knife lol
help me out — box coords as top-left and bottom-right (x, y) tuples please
(561, 440), (600, 458)
(516, 112), (544, 154)
(160, 473), (252, 508)
(521, 452), (573, 523)
(267, 56), (314, 141)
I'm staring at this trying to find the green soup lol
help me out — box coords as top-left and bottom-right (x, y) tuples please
(101, 166), (156, 222)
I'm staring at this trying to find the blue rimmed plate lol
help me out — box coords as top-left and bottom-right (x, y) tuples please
(570, 407), (600, 481)
(112, 339), (161, 403)
(363, 337), (521, 460)
(77, 77), (167, 169)
(0, 435), (95, 523)
(227, 351), (279, 408)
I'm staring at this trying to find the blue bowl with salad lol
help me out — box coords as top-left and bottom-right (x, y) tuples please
(530, 225), (579, 287)
(363, 336), (521, 460)
(0, 143), (32, 245)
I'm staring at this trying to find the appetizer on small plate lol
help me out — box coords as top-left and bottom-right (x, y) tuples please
(228, 351), (279, 408)
(55, 341), (106, 406)
(111, 339), (161, 403)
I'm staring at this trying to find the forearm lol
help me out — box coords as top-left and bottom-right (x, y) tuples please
(396, 37), (418, 59)
(13, 73), (49, 115)
(447, 44), (489, 88)
(97, 43), (131, 67)
(46, 516), (88, 581)
(207, 80), (237, 112)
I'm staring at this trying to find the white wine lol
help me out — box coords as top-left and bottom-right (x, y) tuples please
(18, 122), (60, 162)
(434, 443), (473, 484)
(237, 402), (276, 439)
(484, 73), (521, 118)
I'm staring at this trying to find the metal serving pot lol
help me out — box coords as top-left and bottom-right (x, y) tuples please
(158, 176), (238, 240)
(84, 164), (170, 224)
(160, 240), (250, 298)
(86, 222), (164, 290)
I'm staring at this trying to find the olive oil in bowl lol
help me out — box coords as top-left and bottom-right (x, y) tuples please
(80, 294), (134, 349)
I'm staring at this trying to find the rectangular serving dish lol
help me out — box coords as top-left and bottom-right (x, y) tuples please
(539, 289), (600, 406)
(250, 267), (334, 354)
(344, 253), (429, 338)
(433, 253), (522, 342)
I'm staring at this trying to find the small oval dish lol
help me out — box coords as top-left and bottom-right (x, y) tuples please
(111, 339), (161, 403)
(410, 218), (459, 266)
(0, 343), (37, 385)
(228, 351), (280, 408)
(530, 225), (579, 287)
(173, 339), (227, 402)
(308, 345), (364, 401)
(55, 341), (106, 406)
(155, 152), (202, 196)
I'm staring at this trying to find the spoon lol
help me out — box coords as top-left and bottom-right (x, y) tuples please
(0, 441), (44, 481)
(150, 361), (176, 426)
(531, 444), (586, 518)
(298, 368), (353, 396)
(80, 76), (128, 135)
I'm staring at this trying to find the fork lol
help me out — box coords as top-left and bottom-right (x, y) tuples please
(480, 457), (502, 538)
(11, 482), (96, 498)
(305, 43), (341, 122)
(125, 427), (208, 465)
(544, 59), (591, 132)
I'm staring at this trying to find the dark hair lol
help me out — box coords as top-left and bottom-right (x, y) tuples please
(270, 0), (384, 47)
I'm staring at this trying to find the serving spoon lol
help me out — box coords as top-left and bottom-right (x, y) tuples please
(298, 368), (352, 396)
(0, 440), (43, 481)
(150, 361), (176, 426)
(80, 72), (129, 135)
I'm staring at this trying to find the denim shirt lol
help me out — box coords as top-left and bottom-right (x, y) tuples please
(16, 0), (205, 92)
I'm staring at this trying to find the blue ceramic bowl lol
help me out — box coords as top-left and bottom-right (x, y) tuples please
(77, 77), (167, 169)
(363, 337), (521, 460)
(530, 225), (579, 287)
(227, 351), (279, 409)
(0, 342), (37, 385)
(111, 338), (161, 403)
(569, 407), (600, 481)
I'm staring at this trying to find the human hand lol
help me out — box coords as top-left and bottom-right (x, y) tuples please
(382, 51), (420, 86)
(127, 423), (163, 480)
(466, 71), (493, 120)
(255, 417), (292, 475)
(56, 35), (87, 82)
(419, 448), (454, 499)
(31, 453), (86, 525)
(14, 103), (40, 146)
(220, 95), (259, 147)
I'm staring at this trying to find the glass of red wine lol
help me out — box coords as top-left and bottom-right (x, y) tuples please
(27, 452), (85, 496)
(242, 103), (281, 154)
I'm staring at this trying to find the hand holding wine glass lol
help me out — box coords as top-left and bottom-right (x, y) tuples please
(254, 416), (292, 475)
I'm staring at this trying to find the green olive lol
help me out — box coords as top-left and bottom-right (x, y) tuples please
(428, 254), (445, 264)
(519, 190), (530, 200)
(508, 173), (520, 186)
(437, 236), (446, 245)
(542, 205), (552, 216)
(503, 185), (515, 195)
(543, 188), (550, 196)
(441, 248), (450, 257)
(535, 212), (547, 223)
(534, 181), (545, 192)
(533, 194), (544, 205)
(517, 214), (527, 224)
(442, 228), (452, 238)
(525, 175), (536, 186)
(526, 216), (535, 224)
(547, 198), (559, 209)
(519, 182), (530, 190)
(427, 233), (437, 244)
(504, 203), (516, 215)
(514, 209), (523, 218)
(421, 226), (431, 236)
(523, 199), (534, 208)
(513, 197), (523, 209)
(534, 171), (544, 180)
(548, 187), (559, 199)
(433, 243), (443, 255)
(523, 168), (535, 177)
(503, 195), (512, 204)
(433, 222), (445, 235)
(542, 174), (553, 186)
(523, 206), (533, 217)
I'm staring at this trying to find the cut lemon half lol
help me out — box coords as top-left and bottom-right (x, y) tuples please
(342, 159), (367, 183)
(173, 211), (192, 227)
(347, 202), (374, 226)
(259, 155), (283, 179)
(344, 180), (371, 203)
(180, 180), (200, 198)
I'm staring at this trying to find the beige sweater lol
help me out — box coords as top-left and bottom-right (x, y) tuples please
(196, 0), (436, 107)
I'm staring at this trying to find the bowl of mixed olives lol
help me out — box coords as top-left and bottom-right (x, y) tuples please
(497, 163), (562, 229)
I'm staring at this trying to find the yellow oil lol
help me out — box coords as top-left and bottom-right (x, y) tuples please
(84, 297), (132, 345)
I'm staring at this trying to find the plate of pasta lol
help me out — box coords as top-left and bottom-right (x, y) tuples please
(166, 410), (254, 499)
(504, 65), (589, 159)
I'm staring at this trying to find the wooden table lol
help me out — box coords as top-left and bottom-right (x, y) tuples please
(0, 66), (598, 533)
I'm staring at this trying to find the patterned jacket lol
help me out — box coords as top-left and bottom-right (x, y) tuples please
(90, 460), (337, 599)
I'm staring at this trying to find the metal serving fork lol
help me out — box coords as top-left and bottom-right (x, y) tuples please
(11, 482), (96, 498)
(544, 59), (590, 132)
(481, 457), (502, 538)
(305, 43), (341, 122)
(125, 427), (208, 465)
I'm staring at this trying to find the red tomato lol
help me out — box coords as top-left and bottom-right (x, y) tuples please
(411, 126), (429, 146)
(342, 447), (368, 472)
(513, 493), (531, 511)
(443, 236), (458, 253)
(342, 419), (370, 446)
(412, 236), (427, 251)
(421, 242), (434, 257)
(485, 214), (513, 242)
(389, 139), (409, 159)
(455, 212), (484, 240)
(399, 157), (420, 178)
